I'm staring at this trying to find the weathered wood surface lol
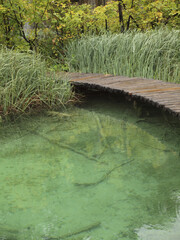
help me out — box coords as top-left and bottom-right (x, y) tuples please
(69, 73), (180, 118)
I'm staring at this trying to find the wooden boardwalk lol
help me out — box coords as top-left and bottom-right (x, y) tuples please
(69, 73), (180, 118)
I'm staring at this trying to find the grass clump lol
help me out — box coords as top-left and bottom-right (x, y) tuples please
(0, 48), (74, 118)
(65, 28), (180, 83)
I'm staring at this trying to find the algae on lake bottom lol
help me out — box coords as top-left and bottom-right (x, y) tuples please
(0, 95), (180, 240)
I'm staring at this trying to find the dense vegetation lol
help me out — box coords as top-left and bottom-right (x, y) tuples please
(0, 48), (73, 118)
(66, 28), (180, 83)
(0, 0), (179, 117)
(0, 0), (179, 57)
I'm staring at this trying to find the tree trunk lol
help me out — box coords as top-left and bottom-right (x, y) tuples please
(118, 0), (124, 32)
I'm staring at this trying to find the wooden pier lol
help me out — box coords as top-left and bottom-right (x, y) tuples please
(69, 73), (180, 118)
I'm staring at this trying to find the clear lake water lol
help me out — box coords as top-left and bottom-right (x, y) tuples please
(0, 92), (180, 240)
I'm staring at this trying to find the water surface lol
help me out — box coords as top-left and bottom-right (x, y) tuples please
(0, 93), (180, 240)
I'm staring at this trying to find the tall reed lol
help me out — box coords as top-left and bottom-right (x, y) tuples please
(65, 28), (180, 83)
(0, 48), (73, 118)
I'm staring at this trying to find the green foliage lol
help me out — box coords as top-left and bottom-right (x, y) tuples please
(65, 28), (180, 83)
(0, 48), (73, 118)
(117, 0), (180, 31)
(0, 0), (179, 58)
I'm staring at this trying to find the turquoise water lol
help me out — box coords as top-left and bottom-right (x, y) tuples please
(0, 94), (180, 240)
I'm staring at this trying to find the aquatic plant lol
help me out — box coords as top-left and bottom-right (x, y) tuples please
(0, 48), (74, 118)
(65, 28), (180, 83)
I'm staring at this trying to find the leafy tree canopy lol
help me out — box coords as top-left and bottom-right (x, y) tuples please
(0, 0), (179, 56)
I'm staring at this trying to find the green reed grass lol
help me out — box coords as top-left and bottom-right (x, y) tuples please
(65, 28), (180, 83)
(0, 48), (73, 118)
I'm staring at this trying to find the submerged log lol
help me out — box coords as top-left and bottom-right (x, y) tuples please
(74, 159), (135, 187)
(46, 111), (71, 119)
(43, 221), (101, 240)
(30, 130), (99, 163)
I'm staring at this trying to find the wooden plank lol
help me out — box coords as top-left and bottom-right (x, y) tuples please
(68, 73), (94, 79)
(70, 74), (108, 82)
(133, 87), (180, 93)
(131, 91), (180, 97)
(73, 76), (122, 84)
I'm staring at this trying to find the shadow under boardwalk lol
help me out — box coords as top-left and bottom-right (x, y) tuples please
(68, 72), (180, 119)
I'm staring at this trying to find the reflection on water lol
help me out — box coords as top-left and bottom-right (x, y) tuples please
(0, 94), (180, 240)
(137, 213), (180, 240)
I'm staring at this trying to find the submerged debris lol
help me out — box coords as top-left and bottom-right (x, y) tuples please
(74, 159), (135, 187)
(30, 130), (99, 163)
(43, 221), (101, 240)
(139, 141), (171, 152)
(83, 237), (91, 240)
(47, 111), (71, 120)
(0, 226), (18, 240)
